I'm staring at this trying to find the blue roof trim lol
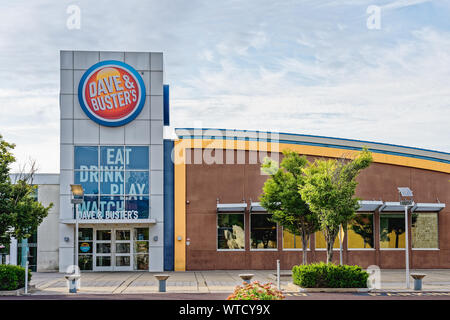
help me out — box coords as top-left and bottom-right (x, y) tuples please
(177, 135), (450, 165)
(163, 85), (170, 126)
(176, 128), (450, 156)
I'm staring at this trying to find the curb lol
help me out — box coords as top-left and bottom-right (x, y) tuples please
(0, 285), (36, 296)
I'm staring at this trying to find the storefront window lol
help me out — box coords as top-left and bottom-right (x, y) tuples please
(74, 146), (150, 220)
(134, 228), (149, 270)
(348, 214), (374, 249)
(380, 213), (405, 249)
(217, 214), (245, 250)
(315, 231), (340, 250)
(412, 213), (438, 249)
(282, 229), (309, 250)
(78, 228), (93, 270)
(250, 214), (277, 249)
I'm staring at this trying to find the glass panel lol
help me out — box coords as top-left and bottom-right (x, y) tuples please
(380, 213), (406, 249)
(116, 256), (131, 267)
(78, 255), (93, 270)
(125, 171), (149, 195)
(96, 243), (111, 254)
(134, 241), (149, 254)
(79, 228), (93, 241)
(99, 196), (125, 219)
(217, 214), (245, 249)
(250, 214), (277, 249)
(348, 214), (374, 249)
(78, 241), (93, 254)
(282, 230), (309, 249)
(96, 230), (112, 241)
(100, 171), (124, 195)
(315, 231), (340, 249)
(96, 256), (111, 267)
(125, 146), (149, 170)
(116, 243), (131, 254)
(412, 213), (438, 249)
(75, 171), (99, 195)
(134, 228), (149, 241)
(100, 146), (125, 170)
(76, 196), (99, 219)
(75, 146), (98, 170)
(134, 254), (149, 270)
(116, 230), (131, 241)
(126, 196), (149, 219)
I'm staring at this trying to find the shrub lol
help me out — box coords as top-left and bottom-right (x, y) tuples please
(292, 262), (369, 288)
(227, 281), (285, 300)
(0, 265), (32, 291)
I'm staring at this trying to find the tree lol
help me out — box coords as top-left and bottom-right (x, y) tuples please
(0, 134), (52, 248)
(260, 150), (320, 265)
(300, 148), (373, 263)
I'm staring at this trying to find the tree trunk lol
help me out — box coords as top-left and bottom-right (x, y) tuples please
(301, 231), (309, 265)
(326, 239), (334, 263)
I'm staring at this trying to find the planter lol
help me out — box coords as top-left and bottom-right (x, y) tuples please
(288, 283), (370, 293)
(0, 285), (35, 296)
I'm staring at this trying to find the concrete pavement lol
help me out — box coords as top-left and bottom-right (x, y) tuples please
(26, 269), (450, 295)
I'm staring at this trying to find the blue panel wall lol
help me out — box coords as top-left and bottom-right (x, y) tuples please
(163, 85), (170, 126)
(163, 139), (174, 271)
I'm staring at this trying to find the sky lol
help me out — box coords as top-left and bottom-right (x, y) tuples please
(0, 0), (449, 173)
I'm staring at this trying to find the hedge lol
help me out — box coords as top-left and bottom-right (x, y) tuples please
(0, 265), (32, 291)
(292, 262), (369, 288)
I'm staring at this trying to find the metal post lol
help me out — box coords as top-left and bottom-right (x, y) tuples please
(405, 205), (410, 289)
(276, 259), (280, 290)
(75, 204), (79, 268)
(24, 260), (29, 295)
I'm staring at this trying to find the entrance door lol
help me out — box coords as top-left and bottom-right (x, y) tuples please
(93, 228), (133, 271)
(114, 229), (133, 271)
(94, 229), (113, 271)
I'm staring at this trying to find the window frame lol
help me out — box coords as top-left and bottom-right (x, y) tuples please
(216, 212), (246, 251)
(411, 211), (440, 251)
(347, 212), (376, 251)
(249, 212), (278, 251)
(379, 212), (406, 250)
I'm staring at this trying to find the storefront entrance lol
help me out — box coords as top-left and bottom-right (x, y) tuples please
(78, 227), (150, 271)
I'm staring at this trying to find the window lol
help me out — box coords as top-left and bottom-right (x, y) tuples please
(217, 214), (245, 250)
(250, 214), (277, 249)
(380, 213), (405, 249)
(74, 146), (150, 220)
(134, 228), (149, 270)
(412, 213), (438, 249)
(282, 229), (309, 250)
(78, 228), (93, 270)
(348, 214), (374, 249)
(315, 231), (340, 250)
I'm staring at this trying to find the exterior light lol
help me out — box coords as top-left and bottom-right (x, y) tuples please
(70, 184), (84, 269)
(70, 184), (84, 197)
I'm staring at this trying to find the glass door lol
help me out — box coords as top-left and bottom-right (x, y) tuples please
(114, 229), (133, 271)
(94, 229), (112, 271)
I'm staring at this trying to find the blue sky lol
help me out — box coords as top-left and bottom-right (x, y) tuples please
(0, 0), (449, 172)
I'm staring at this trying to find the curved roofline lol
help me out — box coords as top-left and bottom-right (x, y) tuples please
(175, 127), (450, 156)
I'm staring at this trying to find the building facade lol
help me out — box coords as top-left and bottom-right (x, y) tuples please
(7, 50), (450, 272)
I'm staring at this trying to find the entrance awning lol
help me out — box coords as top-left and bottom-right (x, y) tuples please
(216, 203), (247, 212)
(411, 203), (446, 212)
(250, 202), (267, 212)
(60, 219), (157, 225)
(357, 200), (383, 212)
(379, 202), (409, 212)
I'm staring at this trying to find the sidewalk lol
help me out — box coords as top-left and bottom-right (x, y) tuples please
(29, 269), (450, 295)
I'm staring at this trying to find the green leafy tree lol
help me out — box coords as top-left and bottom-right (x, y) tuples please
(300, 148), (373, 263)
(0, 134), (52, 248)
(260, 150), (320, 265)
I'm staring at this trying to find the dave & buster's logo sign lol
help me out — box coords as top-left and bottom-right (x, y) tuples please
(78, 60), (146, 127)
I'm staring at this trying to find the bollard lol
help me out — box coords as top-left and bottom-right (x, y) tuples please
(239, 274), (254, 285)
(410, 273), (426, 291)
(154, 274), (170, 292)
(276, 260), (280, 290)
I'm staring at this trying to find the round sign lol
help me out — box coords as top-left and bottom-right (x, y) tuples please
(78, 60), (146, 127)
(79, 242), (91, 253)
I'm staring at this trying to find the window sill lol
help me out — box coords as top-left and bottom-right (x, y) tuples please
(282, 249), (312, 251)
(217, 249), (245, 252)
(380, 248), (405, 250)
(314, 249), (341, 251)
(347, 248), (376, 251)
(250, 249), (278, 251)
(412, 248), (440, 251)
